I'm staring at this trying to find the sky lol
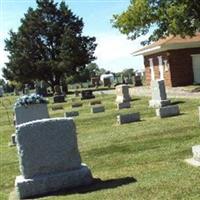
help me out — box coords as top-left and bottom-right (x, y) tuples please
(0, 0), (146, 79)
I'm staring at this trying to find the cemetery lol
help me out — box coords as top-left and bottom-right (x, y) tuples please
(0, 0), (200, 199)
(1, 85), (200, 200)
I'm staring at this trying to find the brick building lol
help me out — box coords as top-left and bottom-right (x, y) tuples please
(133, 34), (200, 87)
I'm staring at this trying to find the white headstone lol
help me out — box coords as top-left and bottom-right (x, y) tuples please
(149, 80), (170, 108)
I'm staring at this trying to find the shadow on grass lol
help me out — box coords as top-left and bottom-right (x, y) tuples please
(24, 177), (136, 199)
(55, 177), (136, 196)
(171, 101), (185, 105)
(131, 98), (141, 101)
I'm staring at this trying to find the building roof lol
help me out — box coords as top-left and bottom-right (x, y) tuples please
(133, 33), (200, 56)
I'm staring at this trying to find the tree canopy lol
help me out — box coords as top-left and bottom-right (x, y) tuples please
(3, 0), (96, 89)
(112, 0), (200, 45)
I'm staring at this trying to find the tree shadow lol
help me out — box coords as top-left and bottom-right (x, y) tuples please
(170, 101), (185, 105)
(27, 177), (137, 199)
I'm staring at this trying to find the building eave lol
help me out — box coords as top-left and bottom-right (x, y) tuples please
(133, 42), (200, 56)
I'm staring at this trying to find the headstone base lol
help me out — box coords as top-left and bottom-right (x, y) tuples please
(149, 99), (171, 108)
(15, 164), (93, 199)
(185, 145), (200, 167)
(53, 95), (65, 103)
(156, 105), (180, 118)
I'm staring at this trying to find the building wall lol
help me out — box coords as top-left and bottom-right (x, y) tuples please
(168, 48), (200, 86)
(144, 47), (200, 87)
(144, 52), (172, 86)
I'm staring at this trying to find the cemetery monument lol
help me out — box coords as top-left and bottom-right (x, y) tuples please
(149, 80), (171, 108)
(14, 118), (93, 199)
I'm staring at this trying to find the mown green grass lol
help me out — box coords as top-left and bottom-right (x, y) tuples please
(1, 94), (200, 200)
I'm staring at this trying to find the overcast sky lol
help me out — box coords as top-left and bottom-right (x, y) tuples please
(0, 0), (146, 79)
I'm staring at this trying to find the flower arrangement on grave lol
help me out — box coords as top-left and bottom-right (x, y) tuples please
(14, 93), (48, 108)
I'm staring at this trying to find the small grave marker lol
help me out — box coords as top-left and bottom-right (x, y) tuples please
(91, 105), (105, 113)
(117, 113), (140, 124)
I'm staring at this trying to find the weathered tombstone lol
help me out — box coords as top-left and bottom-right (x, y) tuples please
(14, 118), (93, 199)
(72, 102), (83, 108)
(91, 105), (105, 113)
(64, 111), (79, 117)
(10, 95), (49, 146)
(90, 100), (102, 106)
(156, 105), (180, 118)
(15, 103), (49, 126)
(117, 102), (131, 110)
(81, 90), (95, 100)
(115, 84), (131, 103)
(185, 145), (200, 167)
(149, 80), (171, 108)
(0, 86), (3, 97)
(53, 85), (65, 103)
(117, 113), (140, 124)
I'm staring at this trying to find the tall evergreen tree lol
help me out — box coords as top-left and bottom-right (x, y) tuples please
(3, 0), (96, 90)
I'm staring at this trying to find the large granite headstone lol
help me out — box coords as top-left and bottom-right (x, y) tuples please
(149, 80), (170, 108)
(15, 118), (93, 199)
(115, 84), (131, 103)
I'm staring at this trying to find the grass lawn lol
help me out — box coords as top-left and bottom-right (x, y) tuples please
(1, 93), (200, 199)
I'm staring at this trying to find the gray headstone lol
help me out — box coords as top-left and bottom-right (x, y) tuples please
(115, 85), (131, 103)
(149, 80), (171, 108)
(15, 118), (93, 199)
(117, 113), (140, 124)
(117, 102), (131, 110)
(64, 111), (79, 117)
(156, 105), (180, 118)
(15, 104), (49, 125)
(91, 105), (105, 113)
(53, 95), (65, 103)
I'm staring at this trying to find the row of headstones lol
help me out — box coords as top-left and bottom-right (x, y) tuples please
(149, 80), (200, 168)
(11, 82), (199, 199)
